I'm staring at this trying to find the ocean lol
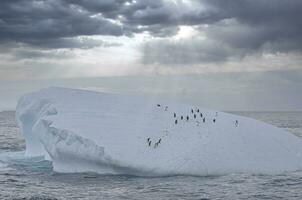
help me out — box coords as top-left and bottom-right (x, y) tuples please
(1, 111), (302, 200)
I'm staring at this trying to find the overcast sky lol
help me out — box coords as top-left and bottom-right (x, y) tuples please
(1, 0), (302, 111)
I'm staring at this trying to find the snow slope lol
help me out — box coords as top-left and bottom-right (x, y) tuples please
(16, 87), (302, 176)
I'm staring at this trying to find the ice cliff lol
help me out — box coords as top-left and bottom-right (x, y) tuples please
(16, 87), (302, 176)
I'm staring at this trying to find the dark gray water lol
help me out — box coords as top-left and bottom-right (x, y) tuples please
(1, 111), (302, 200)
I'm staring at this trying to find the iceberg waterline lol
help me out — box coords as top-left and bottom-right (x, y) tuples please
(16, 87), (302, 176)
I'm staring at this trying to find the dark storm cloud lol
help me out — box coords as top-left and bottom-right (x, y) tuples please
(142, 0), (302, 65)
(65, 0), (127, 13)
(119, 0), (198, 36)
(121, 0), (174, 26)
(0, 0), (302, 60)
(200, 0), (302, 52)
(0, 0), (182, 44)
(201, 0), (302, 26)
(0, 0), (123, 48)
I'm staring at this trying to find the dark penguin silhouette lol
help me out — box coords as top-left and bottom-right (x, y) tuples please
(148, 141), (151, 146)
(194, 114), (196, 119)
(235, 120), (239, 127)
(200, 113), (203, 118)
(186, 116), (189, 121)
(147, 138), (150, 142)
(197, 109), (200, 113)
(157, 104), (161, 107)
(213, 118), (216, 123)
(158, 138), (161, 144)
(174, 113), (176, 118)
(203, 118), (205, 123)
(181, 116), (183, 120)
(191, 109), (194, 113)
(175, 119), (178, 124)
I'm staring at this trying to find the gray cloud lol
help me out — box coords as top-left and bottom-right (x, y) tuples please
(0, 0), (302, 65)
(141, 0), (302, 65)
(0, 0), (189, 43)
(0, 0), (123, 48)
(200, 0), (302, 52)
(0, 37), (122, 61)
(22, 37), (122, 49)
(2, 0), (301, 45)
(11, 49), (73, 60)
(65, 0), (128, 14)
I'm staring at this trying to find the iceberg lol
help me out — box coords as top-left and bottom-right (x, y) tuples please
(16, 87), (302, 176)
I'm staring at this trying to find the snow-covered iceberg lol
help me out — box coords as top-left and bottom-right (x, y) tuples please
(16, 87), (302, 176)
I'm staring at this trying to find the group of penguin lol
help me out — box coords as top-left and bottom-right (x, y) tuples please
(147, 104), (214, 149)
(147, 104), (239, 149)
(173, 108), (216, 125)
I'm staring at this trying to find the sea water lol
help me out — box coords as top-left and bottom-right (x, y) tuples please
(0, 111), (302, 200)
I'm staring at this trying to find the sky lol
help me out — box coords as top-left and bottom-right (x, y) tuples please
(0, 0), (302, 111)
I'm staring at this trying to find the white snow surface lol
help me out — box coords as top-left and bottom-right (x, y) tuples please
(16, 87), (302, 176)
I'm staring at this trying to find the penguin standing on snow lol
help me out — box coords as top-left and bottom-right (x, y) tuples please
(213, 118), (216, 123)
(194, 114), (196, 119)
(175, 119), (178, 124)
(200, 113), (203, 118)
(174, 113), (176, 118)
(203, 118), (206, 123)
(186, 116), (189, 121)
(181, 116), (183, 120)
(191, 109), (194, 113)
